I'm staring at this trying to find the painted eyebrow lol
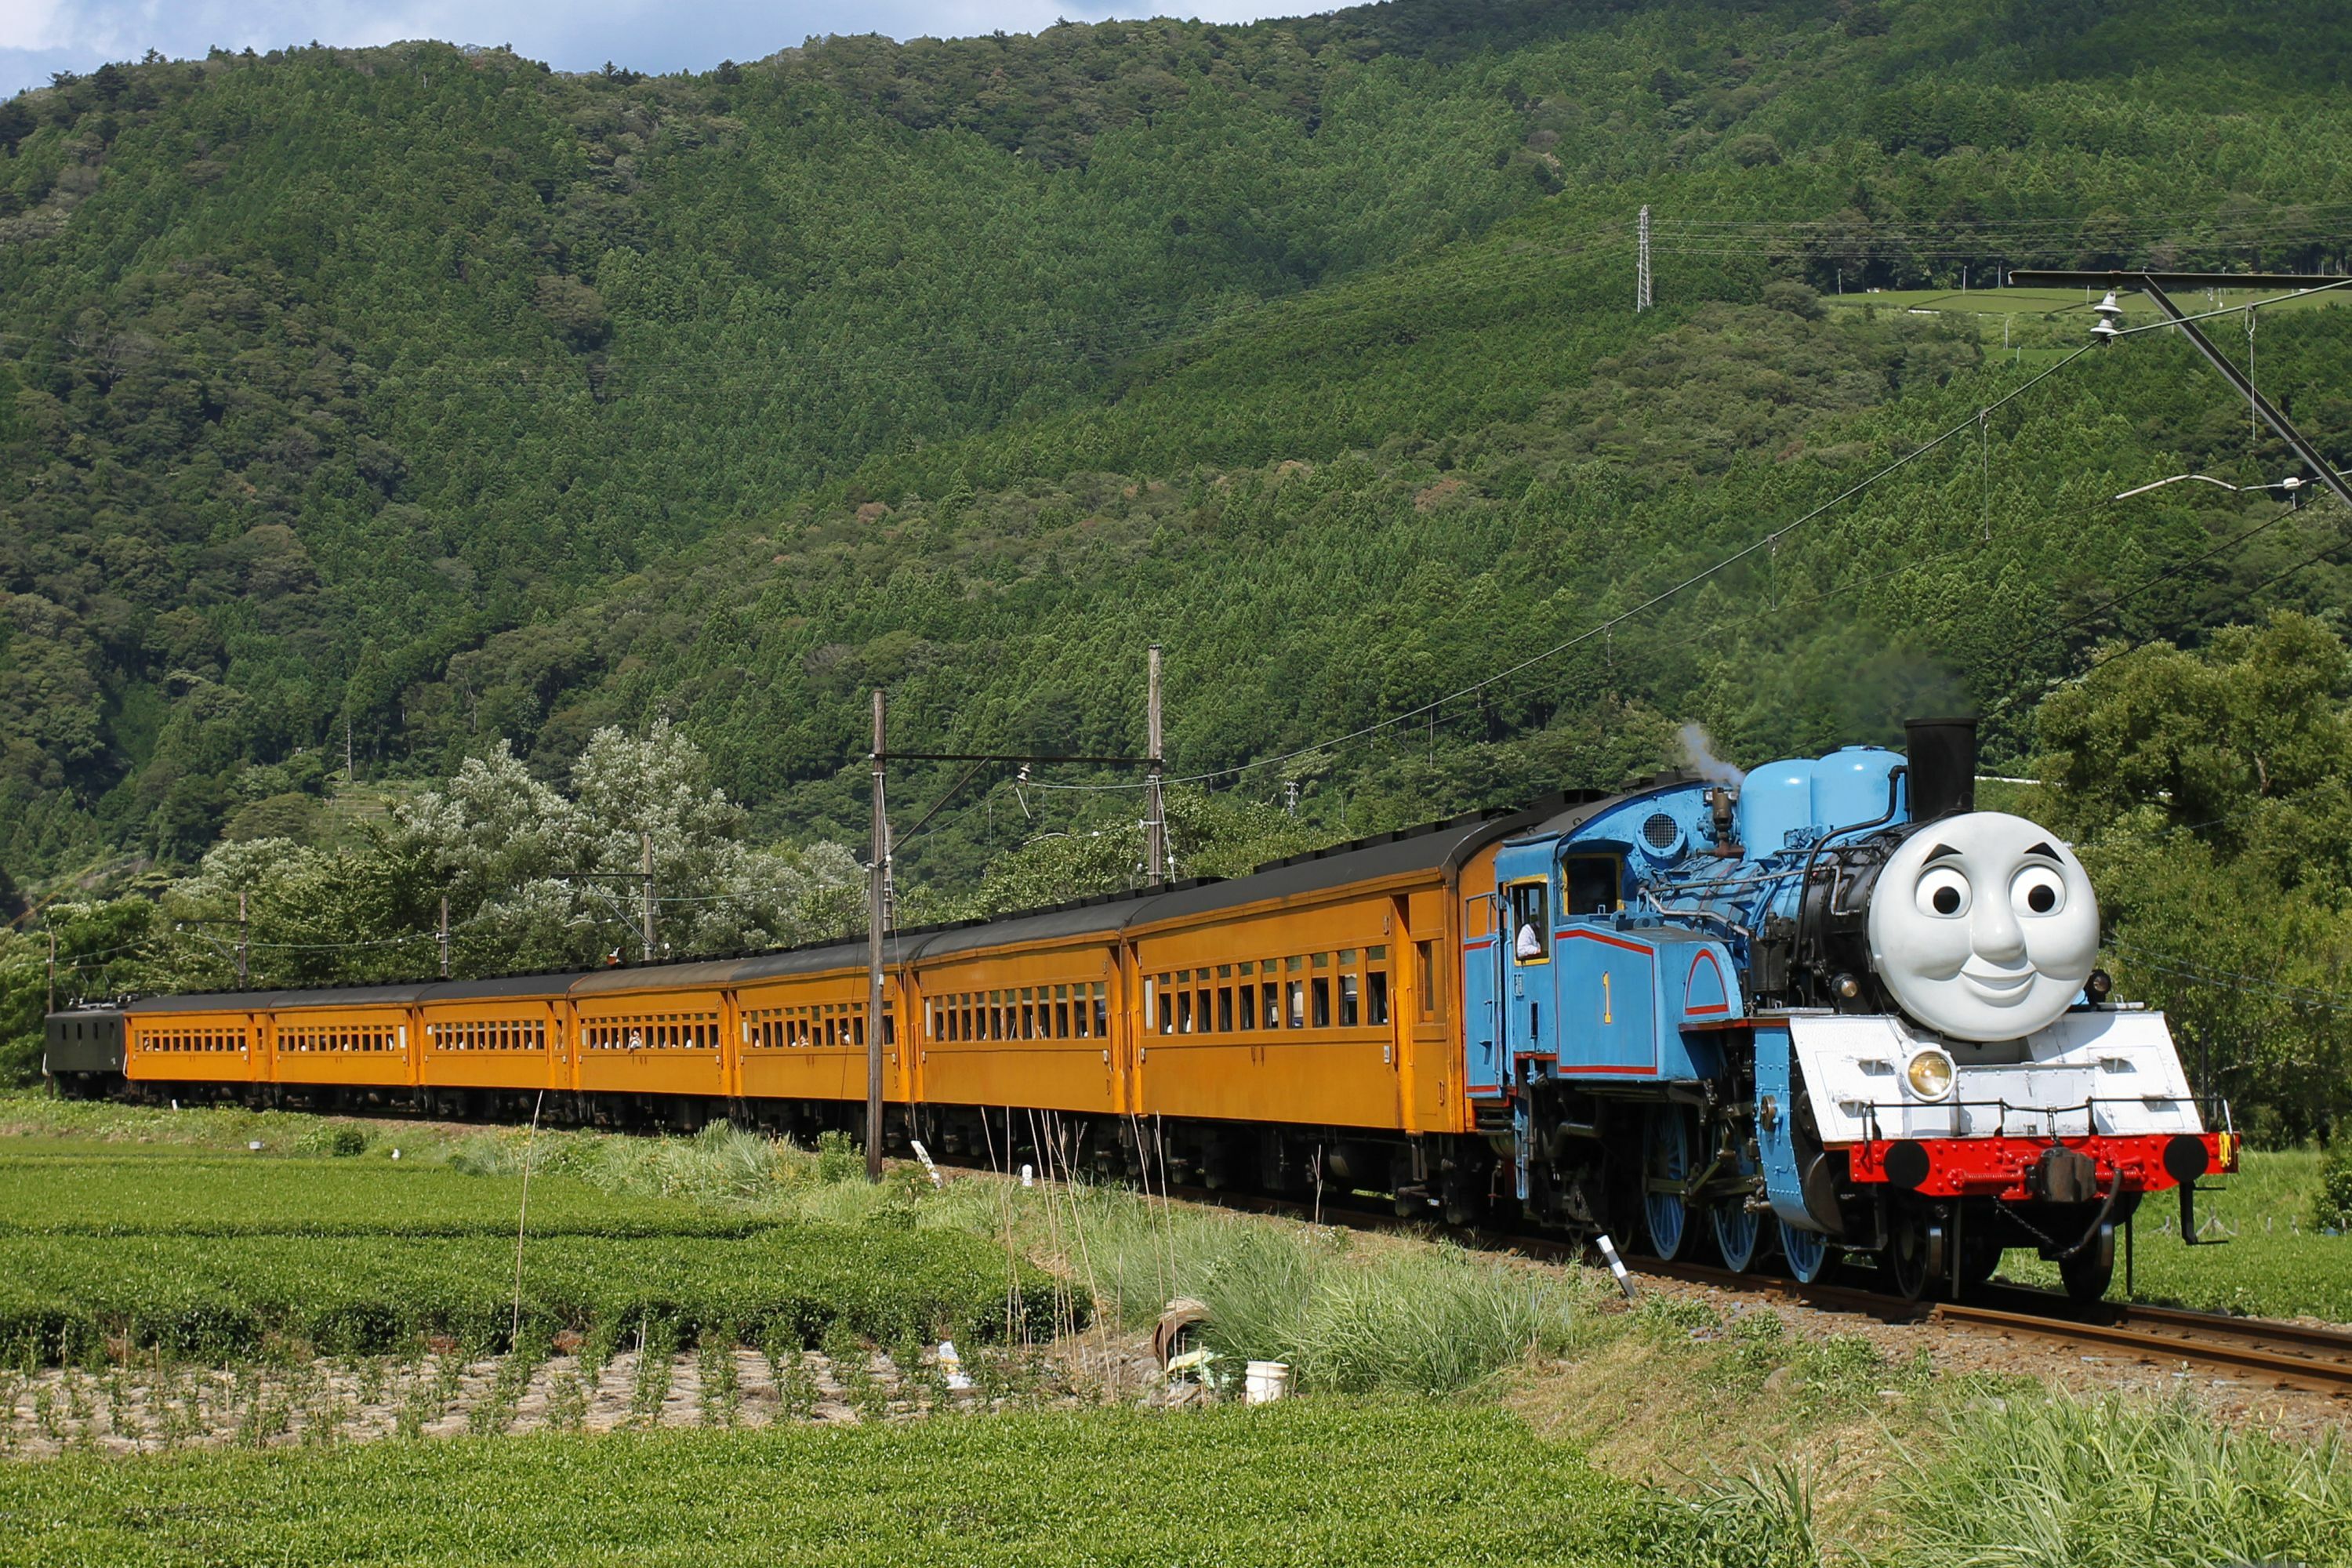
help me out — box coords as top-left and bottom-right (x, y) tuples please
(1922, 844), (1962, 862)
(2022, 842), (2063, 861)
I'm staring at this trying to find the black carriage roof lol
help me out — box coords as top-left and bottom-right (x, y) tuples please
(125, 973), (593, 1013)
(106, 788), (1628, 1013)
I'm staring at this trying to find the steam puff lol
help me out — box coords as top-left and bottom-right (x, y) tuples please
(1678, 724), (1745, 787)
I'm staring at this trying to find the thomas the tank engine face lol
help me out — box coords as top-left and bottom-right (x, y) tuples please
(1864, 810), (2100, 1043)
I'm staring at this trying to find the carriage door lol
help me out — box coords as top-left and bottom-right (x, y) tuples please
(1461, 892), (1506, 1096)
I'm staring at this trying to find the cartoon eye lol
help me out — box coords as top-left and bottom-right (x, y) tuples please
(1915, 866), (1971, 918)
(2012, 864), (2066, 917)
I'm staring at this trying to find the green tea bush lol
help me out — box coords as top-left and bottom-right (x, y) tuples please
(0, 1225), (1064, 1366)
(291, 1122), (372, 1158)
(0, 1155), (769, 1240)
(0, 1149), (1065, 1365)
(0, 1402), (1722, 1566)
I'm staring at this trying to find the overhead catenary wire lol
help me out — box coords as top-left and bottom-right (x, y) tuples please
(1032, 343), (2098, 794)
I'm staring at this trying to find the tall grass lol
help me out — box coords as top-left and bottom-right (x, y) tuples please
(446, 1123), (813, 1207)
(1683, 1389), (2352, 1568)
(1893, 1391), (2352, 1568)
(436, 1131), (1598, 1392)
(1013, 1181), (1598, 1393)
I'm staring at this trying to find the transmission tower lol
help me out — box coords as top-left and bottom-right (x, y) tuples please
(1636, 205), (1653, 313)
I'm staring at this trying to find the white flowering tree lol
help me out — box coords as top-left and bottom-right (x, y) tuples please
(129, 724), (865, 989)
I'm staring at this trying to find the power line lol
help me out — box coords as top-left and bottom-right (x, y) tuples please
(1036, 343), (2097, 793)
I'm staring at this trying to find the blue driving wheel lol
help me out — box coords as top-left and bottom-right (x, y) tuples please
(1642, 1105), (1694, 1261)
(1777, 1218), (1832, 1283)
(1713, 1135), (1763, 1272)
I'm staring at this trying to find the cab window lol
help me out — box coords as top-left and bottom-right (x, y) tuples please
(1508, 881), (1550, 962)
(1564, 855), (1623, 917)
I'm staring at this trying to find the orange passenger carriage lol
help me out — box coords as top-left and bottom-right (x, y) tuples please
(263, 985), (422, 1101)
(568, 961), (735, 1119)
(733, 943), (907, 1120)
(911, 906), (1125, 1119)
(413, 975), (574, 1116)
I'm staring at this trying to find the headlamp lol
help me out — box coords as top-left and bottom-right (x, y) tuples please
(1904, 1048), (1955, 1102)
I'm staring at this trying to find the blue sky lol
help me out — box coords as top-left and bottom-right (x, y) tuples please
(2, 0), (1300, 98)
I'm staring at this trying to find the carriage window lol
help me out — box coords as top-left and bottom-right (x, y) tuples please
(1339, 973), (1360, 1027)
(1565, 854), (1624, 917)
(1157, 979), (1174, 1036)
(1056, 986), (1072, 1039)
(1236, 982), (1254, 1030)
(1177, 990), (1193, 1033)
(1416, 940), (1439, 1019)
(1287, 978), (1306, 1029)
(1217, 986), (1233, 1032)
(1092, 984), (1109, 1037)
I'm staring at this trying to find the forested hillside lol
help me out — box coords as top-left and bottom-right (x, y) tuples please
(5, 0), (2351, 885)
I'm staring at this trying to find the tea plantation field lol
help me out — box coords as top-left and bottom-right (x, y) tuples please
(0, 1145), (1060, 1363)
(0, 1402), (1715, 1567)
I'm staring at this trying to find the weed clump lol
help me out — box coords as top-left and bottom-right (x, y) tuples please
(1896, 1391), (2352, 1567)
(2313, 1142), (2352, 1232)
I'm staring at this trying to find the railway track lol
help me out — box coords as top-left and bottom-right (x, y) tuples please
(1650, 1261), (2352, 1397)
(1160, 1182), (2352, 1398)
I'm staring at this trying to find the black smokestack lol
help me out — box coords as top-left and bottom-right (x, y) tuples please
(1904, 718), (1977, 822)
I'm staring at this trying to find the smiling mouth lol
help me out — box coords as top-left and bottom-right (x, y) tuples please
(1961, 965), (2036, 1004)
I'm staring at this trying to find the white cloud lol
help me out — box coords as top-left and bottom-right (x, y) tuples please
(0, 0), (70, 52)
(3, 0), (1299, 95)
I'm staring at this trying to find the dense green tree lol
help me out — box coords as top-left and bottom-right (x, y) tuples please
(2028, 614), (2352, 1141)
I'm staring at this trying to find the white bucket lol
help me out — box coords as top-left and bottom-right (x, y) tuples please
(1243, 1360), (1290, 1404)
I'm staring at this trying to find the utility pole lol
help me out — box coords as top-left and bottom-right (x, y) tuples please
(866, 688), (888, 1183)
(638, 831), (656, 960)
(856, 689), (1162, 1181)
(235, 891), (249, 988)
(45, 927), (56, 1015)
(438, 896), (451, 980)
(1635, 205), (1653, 313)
(1145, 644), (1166, 888)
